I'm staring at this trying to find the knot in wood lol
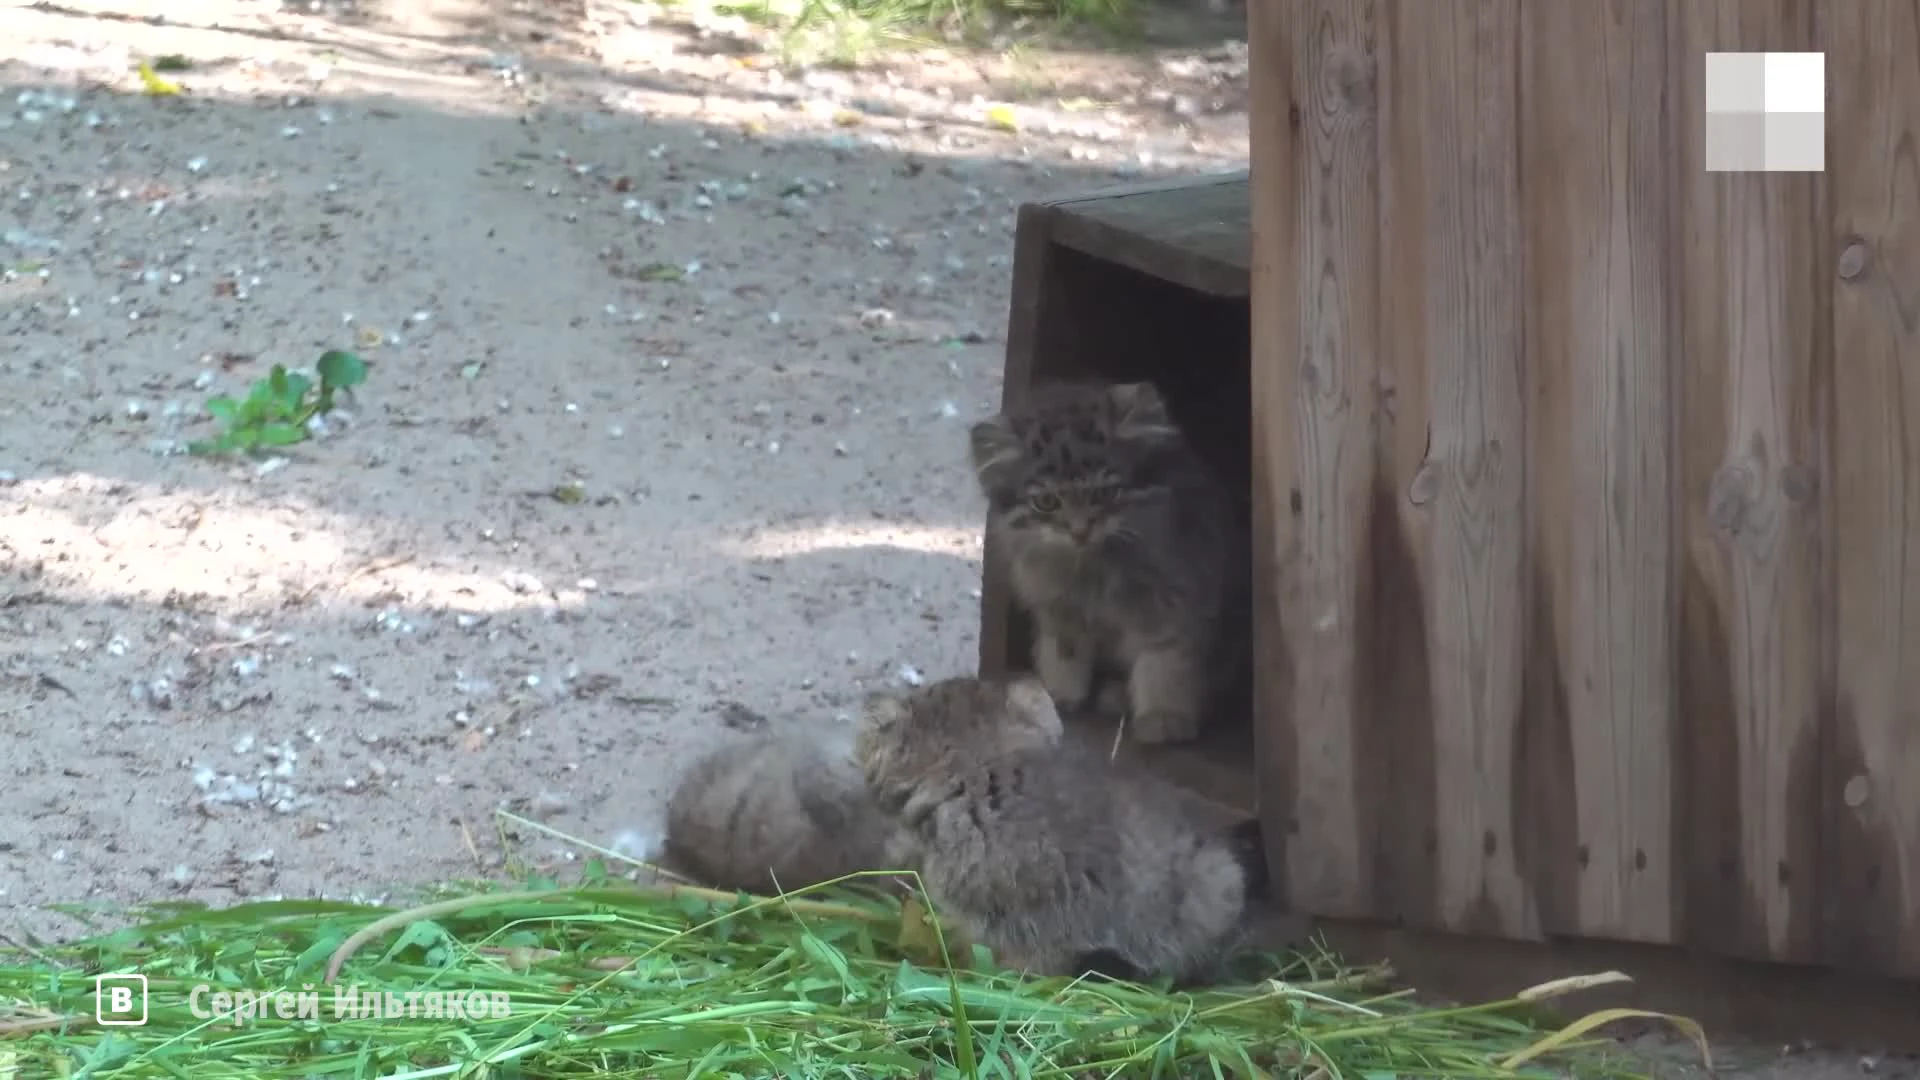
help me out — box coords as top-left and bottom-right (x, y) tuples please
(1325, 50), (1376, 114)
(1838, 240), (1870, 281)
(1407, 460), (1441, 506)
(1299, 358), (1321, 395)
(1706, 462), (1761, 535)
(1844, 774), (1871, 808)
(1779, 462), (1818, 505)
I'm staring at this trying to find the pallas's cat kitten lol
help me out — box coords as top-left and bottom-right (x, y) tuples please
(853, 675), (1248, 983)
(969, 379), (1248, 744)
(662, 730), (891, 895)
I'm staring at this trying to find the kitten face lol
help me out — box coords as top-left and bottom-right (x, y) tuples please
(1008, 469), (1133, 550)
(853, 675), (1062, 808)
(970, 381), (1183, 554)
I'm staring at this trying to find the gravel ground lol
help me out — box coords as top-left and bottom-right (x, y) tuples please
(0, 0), (1244, 922)
(0, 0), (1910, 1075)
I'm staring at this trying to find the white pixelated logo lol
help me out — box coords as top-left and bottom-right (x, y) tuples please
(94, 973), (148, 1026)
(1704, 51), (1824, 172)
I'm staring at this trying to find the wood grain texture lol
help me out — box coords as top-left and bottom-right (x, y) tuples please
(1367, 0), (1441, 930)
(1824, 0), (1920, 980)
(1668, 0), (1826, 964)
(1381, 0), (1533, 938)
(1517, 0), (1676, 943)
(1249, 0), (1383, 920)
(1245, 0), (1300, 917)
(1044, 174), (1250, 298)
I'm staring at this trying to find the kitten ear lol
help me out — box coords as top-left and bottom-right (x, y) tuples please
(1004, 675), (1064, 741)
(1107, 381), (1177, 442)
(968, 416), (1022, 493)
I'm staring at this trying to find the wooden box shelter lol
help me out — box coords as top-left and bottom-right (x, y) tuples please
(977, 172), (1259, 821)
(982, 0), (1920, 1044)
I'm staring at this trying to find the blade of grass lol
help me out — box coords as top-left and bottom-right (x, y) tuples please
(1499, 1007), (1712, 1072)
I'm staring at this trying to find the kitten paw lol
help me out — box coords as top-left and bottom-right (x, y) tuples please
(1130, 709), (1202, 745)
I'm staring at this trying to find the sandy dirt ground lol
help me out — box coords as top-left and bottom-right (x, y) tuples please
(0, 0), (1910, 1075)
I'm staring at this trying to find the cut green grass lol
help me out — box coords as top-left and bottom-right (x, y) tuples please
(0, 868), (1707, 1078)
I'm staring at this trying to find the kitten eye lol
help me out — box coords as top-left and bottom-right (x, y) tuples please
(1028, 492), (1062, 514)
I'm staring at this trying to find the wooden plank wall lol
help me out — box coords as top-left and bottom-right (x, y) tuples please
(1826, 0), (1920, 979)
(1249, 0), (1920, 979)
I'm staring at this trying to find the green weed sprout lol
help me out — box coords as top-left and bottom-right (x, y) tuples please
(188, 349), (367, 456)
